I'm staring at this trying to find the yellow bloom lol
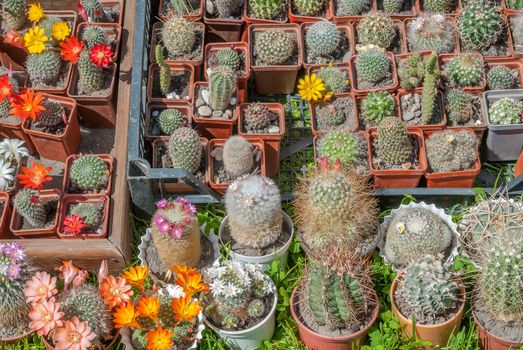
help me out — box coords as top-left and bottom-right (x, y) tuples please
(51, 21), (71, 41)
(297, 73), (325, 102)
(27, 3), (45, 23)
(24, 26), (48, 54)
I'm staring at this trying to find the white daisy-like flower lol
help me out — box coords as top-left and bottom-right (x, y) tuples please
(224, 282), (239, 298)
(244, 263), (258, 273)
(164, 284), (186, 298)
(0, 159), (15, 190)
(0, 139), (28, 161)
(261, 279), (275, 295)
(210, 279), (225, 297)
(237, 270), (252, 287)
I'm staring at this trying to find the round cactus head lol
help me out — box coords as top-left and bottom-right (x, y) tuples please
(425, 130), (479, 173)
(317, 65), (349, 93)
(355, 48), (390, 83)
(305, 21), (341, 57)
(317, 131), (360, 167)
(487, 65), (518, 90)
(158, 109), (188, 135)
(69, 155), (109, 192)
(35, 100), (65, 129)
(447, 54), (484, 88)
(335, 0), (370, 16)
(255, 30), (296, 66)
(249, 0), (285, 19)
(293, 0), (324, 16)
(14, 188), (48, 227)
(445, 89), (476, 125)
(407, 15), (456, 54)
(458, 1), (502, 51)
(488, 97), (523, 125)
(223, 136), (255, 178)
(26, 52), (62, 86)
(356, 12), (396, 49)
(161, 17), (196, 57)
(82, 25), (108, 48)
(376, 116), (413, 166)
(244, 103), (271, 131)
(214, 48), (241, 71)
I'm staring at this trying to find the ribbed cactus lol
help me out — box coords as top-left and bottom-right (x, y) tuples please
(26, 52), (63, 87)
(80, 0), (106, 22)
(159, 109), (187, 135)
(215, 0), (243, 17)
(161, 17), (196, 57)
(426, 130), (479, 173)
(355, 49), (390, 83)
(35, 100), (64, 129)
(398, 52), (426, 90)
(14, 188), (48, 227)
(317, 66), (348, 93)
(488, 97), (523, 125)
(82, 25), (108, 48)
(407, 15), (456, 54)
(214, 48), (240, 71)
(78, 49), (103, 94)
(2, 0), (26, 30)
(244, 103), (271, 130)
(223, 136), (255, 178)
(70, 202), (103, 227)
(383, 0), (405, 13)
(421, 52), (440, 124)
(168, 127), (202, 173)
(317, 103), (345, 127)
(458, 1), (502, 51)
(224, 175), (282, 249)
(356, 12), (396, 49)
(384, 207), (454, 267)
(487, 66), (518, 90)
(447, 54), (484, 88)
(335, 0), (370, 16)
(362, 91), (396, 124)
(445, 90), (476, 125)
(249, 0), (285, 19)
(377, 116), (413, 166)
(317, 131), (360, 167)
(209, 66), (236, 111)
(256, 30), (295, 66)
(305, 21), (341, 57)
(293, 0), (324, 16)
(423, 0), (453, 12)
(69, 155), (109, 192)
(155, 44), (171, 96)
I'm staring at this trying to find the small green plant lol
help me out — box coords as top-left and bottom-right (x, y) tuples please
(317, 131), (360, 167)
(80, 0), (106, 22)
(356, 12), (396, 49)
(78, 49), (103, 94)
(397, 52), (426, 89)
(69, 155), (109, 192)
(355, 48), (391, 83)
(458, 1), (502, 51)
(421, 52), (440, 124)
(446, 54), (484, 88)
(168, 127), (202, 173)
(487, 65), (518, 90)
(209, 65), (236, 111)
(159, 109), (187, 135)
(14, 188), (48, 227)
(362, 91), (396, 124)
(249, 0), (285, 19)
(2, 0), (26, 30)
(407, 14), (456, 53)
(34, 100), (64, 130)
(445, 89), (477, 125)
(70, 202), (103, 227)
(293, 0), (324, 16)
(223, 136), (255, 178)
(376, 116), (413, 167)
(422, 0), (454, 12)
(244, 103), (271, 131)
(155, 44), (172, 96)
(335, 0), (370, 16)
(161, 17), (196, 57)
(305, 21), (341, 57)
(317, 65), (349, 93)
(214, 48), (240, 71)
(26, 52), (63, 87)
(316, 102), (346, 127)
(383, 0), (405, 13)
(256, 30), (296, 66)
(426, 130), (479, 173)
(82, 25), (109, 48)
(488, 97), (523, 125)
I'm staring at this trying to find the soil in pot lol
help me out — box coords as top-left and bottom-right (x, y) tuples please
(148, 107), (191, 137)
(290, 0), (329, 19)
(241, 107), (282, 135)
(154, 24), (204, 62)
(72, 66), (114, 97)
(151, 69), (192, 100)
(207, 48), (247, 79)
(315, 98), (357, 132)
(400, 92), (443, 127)
(303, 25), (351, 65)
(510, 16), (523, 54)
(27, 61), (70, 91)
(356, 22), (403, 54)
(17, 197), (58, 231)
(205, 0), (244, 20)
(194, 84), (237, 120)
(473, 299), (523, 343)
(376, 0), (415, 14)
(92, 3), (121, 23)
(153, 139), (207, 184)
(371, 135), (420, 171)
(210, 145), (262, 185)
(445, 91), (485, 127)
(77, 24), (120, 55)
(252, 31), (299, 66)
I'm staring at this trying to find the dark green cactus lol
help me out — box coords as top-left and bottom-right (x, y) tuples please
(168, 127), (202, 173)
(158, 109), (187, 135)
(214, 48), (240, 71)
(249, 0), (285, 19)
(487, 65), (518, 90)
(445, 90), (476, 125)
(421, 52), (440, 124)
(80, 0), (106, 22)
(317, 131), (360, 167)
(155, 44), (171, 96)
(69, 155), (109, 192)
(362, 91), (396, 124)
(458, 1), (502, 51)
(355, 49), (391, 83)
(293, 0), (324, 16)
(35, 100), (64, 129)
(447, 54), (484, 88)
(377, 116), (413, 166)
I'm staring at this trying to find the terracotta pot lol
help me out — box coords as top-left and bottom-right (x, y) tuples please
(0, 192), (12, 239)
(207, 138), (267, 195)
(350, 52), (399, 96)
(76, 22), (122, 61)
(204, 42), (251, 83)
(368, 127), (428, 188)
(192, 81), (239, 139)
(416, 0), (461, 16)
(66, 63), (117, 128)
(145, 101), (193, 141)
(472, 307), (523, 350)
(396, 90), (447, 131)
(158, 0), (205, 21)
(238, 102), (286, 176)
(290, 283), (379, 350)
(375, 0), (418, 19)
(310, 94), (358, 136)
(147, 63), (195, 103)
(0, 118), (36, 154)
(353, 19), (408, 54)
(391, 273), (466, 349)
(62, 154), (114, 196)
(289, 0), (333, 23)
(57, 194), (110, 239)
(331, 0), (376, 23)
(485, 59), (523, 89)
(403, 17), (460, 55)
(244, 0), (288, 24)
(439, 53), (487, 92)
(301, 22), (354, 70)
(249, 24), (303, 95)
(10, 189), (61, 238)
(203, 16), (245, 43)
(308, 61), (351, 94)
(42, 330), (120, 350)
(444, 91), (487, 139)
(22, 94), (80, 162)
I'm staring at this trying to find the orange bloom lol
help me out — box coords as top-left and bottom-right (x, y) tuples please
(59, 36), (83, 63)
(28, 299), (63, 336)
(137, 296), (160, 320)
(9, 89), (45, 122)
(122, 265), (149, 291)
(24, 271), (58, 304)
(171, 295), (201, 323)
(113, 303), (139, 329)
(146, 327), (173, 350)
(0, 75), (13, 101)
(99, 275), (133, 309)
(173, 265), (209, 297)
(17, 162), (52, 190)
(53, 317), (96, 350)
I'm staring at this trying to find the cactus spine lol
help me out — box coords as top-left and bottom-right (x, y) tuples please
(80, 0), (106, 22)
(305, 21), (341, 57)
(26, 52), (63, 87)
(255, 30), (295, 66)
(209, 66), (236, 111)
(78, 49), (103, 94)
(487, 65), (518, 90)
(2, 0), (26, 30)
(317, 131), (360, 167)
(168, 127), (202, 173)
(14, 189), (48, 227)
(293, 0), (324, 16)
(446, 54), (484, 88)
(445, 90), (476, 125)
(244, 103), (271, 131)
(69, 155), (109, 192)
(223, 136), (255, 178)
(159, 109), (187, 135)
(35, 100), (64, 129)
(426, 130), (479, 173)
(356, 12), (396, 49)
(161, 17), (196, 57)
(377, 116), (413, 166)
(82, 25), (108, 48)
(155, 44), (171, 96)
(355, 48), (391, 83)
(421, 52), (440, 124)
(70, 202), (103, 227)
(335, 0), (370, 16)
(249, 0), (285, 19)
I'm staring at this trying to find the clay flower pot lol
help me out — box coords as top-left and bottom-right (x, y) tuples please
(290, 283), (379, 350)
(310, 94), (358, 136)
(289, 0), (333, 23)
(249, 24), (304, 95)
(76, 22), (122, 61)
(368, 127), (428, 188)
(508, 14), (523, 58)
(62, 154), (114, 196)
(390, 273), (466, 349)
(244, 0), (288, 24)
(0, 329), (34, 345)
(486, 59), (523, 89)
(22, 94), (81, 162)
(147, 63), (195, 103)
(144, 101), (193, 141)
(42, 330), (120, 350)
(439, 53), (487, 92)
(0, 192), (12, 239)
(158, 0), (205, 21)
(238, 102), (286, 176)
(472, 307), (523, 350)
(57, 194), (110, 239)
(396, 90), (447, 131)
(204, 42), (251, 84)
(350, 52), (399, 96)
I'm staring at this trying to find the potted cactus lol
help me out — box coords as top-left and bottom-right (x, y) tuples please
(147, 56), (195, 103)
(486, 62), (522, 92)
(63, 154), (113, 195)
(308, 62), (351, 94)
(376, 0), (416, 18)
(25, 46), (72, 96)
(244, 0), (287, 24)
(311, 94), (357, 135)
(350, 47), (398, 95)
(417, 0), (460, 15)
(391, 257), (466, 348)
(355, 12), (406, 53)
(301, 21), (354, 68)
(405, 15), (458, 54)
(331, 0), (372, 22)
(0, 192), (12, 238)
(204, 42), (251, 86)
(249, 24), (303, 95)
(57, 194), (110, 239)
(78, 0), (123, 25)
(145, 102), (192, 140)
(396, 51), (438, 91)
(358, 91), (397, 130)
(290, 250), (379, 350)
(0, 138), (28, 194)
(77, 23), (122, 61)
(202, 261), (278, 350)
(444, 90), (486, 136)
(158, 0), (205, 21)
(219, 175), (294, 269)
(203, 0), (245, 42)
(10, 188), (61, 237)
(314, 131), (370, 173)
(289, 0), (333, 22)
(440, 53), (487, 92)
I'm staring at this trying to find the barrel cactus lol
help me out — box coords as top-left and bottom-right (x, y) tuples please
(356, 12), (396, 49)
(317, 102), (346, 128)
(445, 90), (477, 125)
(35, 100), (64, 129)
(362, 91), (396, 124)
(209, 66), (236, 111)
(305, 21), (341, 57)
(407, 15), (456, 54)
(488, 97), (523, 125)
(214, 0), (243, 17)
(82, 25), (108, 48)
(376, 117), (413, 167)
(458, 1), (502, 51)
(422, 0), (454, 12)
(168, 127), (202, 173)
(293, 0), (324, 17)
(426, 130), (479, 173)
(383, 0), (405, 13)
(2, 0), (26, 30)
(80, 0), (106, 22)
(249, 0), (285, 19)
(70, 202), (104, 227)
(14, 188), (48, 227)
(355, 48), (390, 83)
(446, 54), (484, 88)
(78, 49), (103, 94)
(69, 155), (109, 192)
(40, 17), (60, 41)
(223, 136), (254, 178)
(317, 65), (349, 93)
(255, 30), (296, 66)
(487, 65), (518, 90)
(317, 131), (360, 167)
(214, 48), (240, 71)
(243, 103), (271, 131)
(335, 0), (370, 16)
(158, 109), (188, 135)
(161, 17), (196, 57)
(26, 52), (62, 87)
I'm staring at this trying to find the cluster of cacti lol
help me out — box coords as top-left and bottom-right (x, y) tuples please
(376, 117), (413, 166)
(249, 0), (285, 19)
(383, 0), (405, 13)
(407, 15), (456, 53)
(293, 0), (324, 16)
(161, 17), (196, 57)
(487, 65), (518, 90)
(384, 207), (454, 267)
(224, 175), (282, 249)
(26, 52), (62, 86)
(335, 0), (370, 16)
(395, 257), (460, 324)
(488, 97), (523, 125)
(355, 48), (391, 83)
(81, 0), (107, 22)
(397, 52), (426, 89)
(445, 90), (477, 125)
(356, 12), (396, 49)
(34, 100), (64, 129)
(155, 44), (172, 96)
(209, 66), (236, 111)
(214, 48), (241, 71)
(203, 261), (275, 330)
(317, 131), (360, 167)
(422, 0), (453, 12)
(159, 109), (187, 135)
(294, 158), (378, 255)
(82, 25), (109, 48)
(362, 91), (396, 124)
(255, 30), (296, 65)
(69, 155), (109, 192)
(215, 0), (243, 17)
(244, 103), (271, 131)
(305, 21), (341, 57)
(2, 0), (26, 30)
(70, 202), (104, 227)
(426, 130), (479, 173)
(421, 52), (440, 124)
(78, 49), (104, 94)
(317, 65), (349, 93)
(458, 1), (502, 51)
(223, 136), (255, 178)
(14, 188), (48, 227)
(446, 54), (484, 88)
(168, 127), (202, 173)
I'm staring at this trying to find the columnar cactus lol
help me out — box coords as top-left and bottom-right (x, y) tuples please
(426, 130), (479, 173)
(317, 65), (348, 93)
(161, 17), (196, 57)
(209, 66), (236, 111)
(487, 66), (518, 90)
(35, 100), (64, 129)
(78, 49), (103, 94)
(80, 0), (106, 22)
(445, 90), (476, 125)
(215, 0), (243, 17)
(293, 0), (324, 16)
(383, 0), (405, 13)
(488, 97), (523, 125)
(168, 127), (202, 173)
(159, 109), (187, 135)
(223, 136), (254, 178)
(355, 48), (390, 83)
(317, 131), (360, 167)
(335, 0), (370, 15)
(249, 0), (285, 19)
(214, 48), (241, 71)
(244, 103), (271, 130)
(2, 0), (26, 30)
(155, 44), (171, 96)
(362, 91), (396, 124)
(26, 52), (62, 86)
(305, 21), (341, 57)
(421, 52), (440, 124)
(407, 15), (456, 53)
(458, 1), (502, 51)
(70, 202), (103, 227)
(447, 54), (484, 88)
(224, 175), (283, 249)
(377, 117), (413, 166)
(256, 30), (295, 66)
(69, 155), (109, 192)
(397, 52), (425, 90)
(82, 25), (109, 48)
(356, 12), (396, 49)
(423, 0), (453, 13)
(14, 189), (48, 227)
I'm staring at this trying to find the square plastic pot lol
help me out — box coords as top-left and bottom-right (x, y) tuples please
(439, 53), (487, 92)
(331, 0), (375, 23)
(376, 0), (418, 19)
(57, 194), (110, 239)
(203, 16), (245, 43)
(350, 52), (399, 96)
(485, 59), (523, 89)
(62, 154), (114, 196)
(204, 41), (251, 83)
(145, 101), (193, 141)
(147, 63), (195, 103)
(444, 91), (487, 140)
(10, 189), (61, 238)
(308, 61), (351, 94)
(509, 13), (523, 58)
(310, 94), (358, 136)
(0, 192), (12, 239)
(353, 19), (408, 54)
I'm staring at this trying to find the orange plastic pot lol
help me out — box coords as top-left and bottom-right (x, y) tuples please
(145, 101), (193, 141)
(76, 22), (122, 61)
(416, 0), (461, 16)
(350, 52), (399, 96)
(391, 273), (466, 349)
(289, 0), (333, 23)
(290, 283), (379, 350)
(0, 192), (12, 239)
(515, 149), (523, 177)
(439, 53), (487, 92)
(57, 194), (110, 239)
(62, 154), (114, 196)
(238, 102), (286, 176)
(396, 90), (447, 131)
(310, 94), (358, 136)
(472, 308), (523, 350)
(203, 16), (245, 43)
(376, 0), (418, 19)
(158, 0), (205, 21)
(204, 42), (251, 83)
(244, 0), (288, 24)
(485, 60), (523, 88)
(404, 17), (460, 54)
(444, 91), (487, 139)
(22, 94), (80, 162)
(0, 118), (36, 154)
(10, 189), (61, 238)
(368, 127), (428, 188)
(147, 63), (195, 103)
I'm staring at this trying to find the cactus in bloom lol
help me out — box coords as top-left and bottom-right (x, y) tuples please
(223, 136), (255, 178)
(384, 206), (454, 267)
(82, 25), (108, 48)
(362, 91), (396, 124)
(80, 0), (106, 22)
(426, 130), (479, 173)
(0, 74), (19, 118)
(70, 202), (103, 227)
(356, 12), (396, 49)
(214, 48), (241, 71)
(317, 65), (349, 93)
(397, 52), (426, 89)
(34, 100), (64, 129)
(445, 90), (476, 125)
(159, 109), (187, 135)
(446, 54), (484, 88)
(377, 116), (413, 166)
(383, 0), (405, 13)
(40, 17), (60, 41)
(78, 49), (103, 94)
(355, 48), (390, 83)
(161, 17), (196, 57)
(155, 44), (172, 96)
(421, 52), (440, 124)
(209, 66), (236, 111)
(488, 97), (523, 125)
(168, 127), (202, 173)
(14, 189), (48, 227)
(249, 0), (285, 19)
(317, 131), (360, 167)
(215, 0), (243, 17)
(256, 30), (296, 65)
(224, 175), (282, 249)
(305, 21), (341, 57)
(69, 155), (109, 192)
(407, 15), (456, 54)
(423, 0), (454, 12)
(293, 0), (324, 16)
(335, 0), (370, 16)
(26, 52), (63, 87)
(487, 66), (518, 90)
(244, 103), (271, 130)
(458, 1), (502, 51)
(2, 0), (26, 30)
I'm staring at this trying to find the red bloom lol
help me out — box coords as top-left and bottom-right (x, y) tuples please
(77, 3), (89, 22)
(17, 162), (52, 190)
(9, 89), (45, 122)
(89, 44), (113, 67)
(63, 214), (87, 236)
(60, 36), (84, 64)
(0, 75), (13, 101)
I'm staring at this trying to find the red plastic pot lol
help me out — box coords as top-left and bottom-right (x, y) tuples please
(350, 52), (399, 96)
(238, 102), (286, 176)
(0, 192), (12, 239)
(439, 53), (487, 92)
(290, 283), (379, 350)
(204, 42), (251, 83)
(203, 16), (245, 43)
(472, 307), (523, 350)
(396, 90), (447, 131)
(416, 0), (461, 16)
(147, 63), (195, 103)
(444, 91), (487, 139)
(516, 149), (523, 177)
(22, 94), (80, 162)
(158, 0), (205, 21)
(368, 127), (428, 188)
(57, 194), (110, 239)
(10, 189), (61, 238)
(145, 101), (193, 141)
(62, 154), (114, 196)
(485, 60), (523, 89)
(403, 16), (460, 54)
(244, 0), (288, 24)
(310, 94), (358, 136)
(289, 0), (333, 23)
(76, 22), (122, 61)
